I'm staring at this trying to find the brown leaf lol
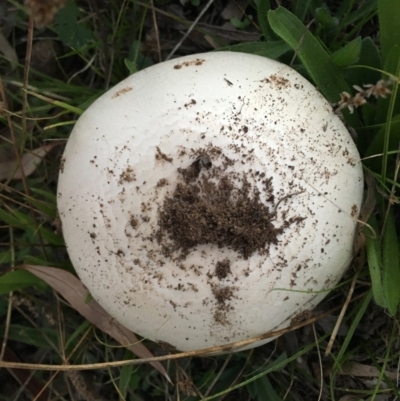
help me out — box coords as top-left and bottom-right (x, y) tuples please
(338, 396), (390, 401)
(3, 346), (50, 401)
(21, 265), (171, 382)
(337, 396), (364, 401)
(0, 142), (62, 181)
(340, 361), (398, 381)
(0, 30), (18, 68)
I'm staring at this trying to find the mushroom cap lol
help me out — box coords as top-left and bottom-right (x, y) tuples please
(57, 52), (363, 352)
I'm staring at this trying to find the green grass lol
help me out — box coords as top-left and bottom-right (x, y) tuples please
(0, 0), (399, 400)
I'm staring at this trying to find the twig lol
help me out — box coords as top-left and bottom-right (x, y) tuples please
(166, 0), (215, 61)
(150, 0), (162, 62)
(313, 324), (323, 401)
(0, 291), (369, 371)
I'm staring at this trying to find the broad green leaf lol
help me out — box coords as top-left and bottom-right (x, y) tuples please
(376, 46), (400, 125)
(247, 375), (281, 401)
(53, 0), (92, 49)
(128, 41), (153, 72)
(30, 188), (57, 203)
(345, 37), (381, 93)
(27, 198), (57, 218)
(218, 41), (291, 59)
(315, 7), (339, 30)
(0, 250), (12, 265)
(365, 214), (385, 307)
(378, 0), (400, 63)
(246, 353), (287, 400)
(65, 320), (92, 353)
(24, 255), (57, 267)
(255, 0), (274, 40)
(0, 208), (32, 228)
(119, 351), (135, 398)
(268, 7), (350, 102)
(365, 115), (400, 173)
(379, 47), (400, 183)
(267, 7), (360, 127)
(129, 370), (142, 391)
(0, 298), (8, 315)
(231, 16), (253, 30)
(337, 0), (377, 44)
(124, 58), (137, 75)
(0, 269), (47, 295)
(294, 0), (311, 20)
(341, 0), (377, 27)
(38, 226), (65, 246)
(382, 211), (400, 315)
(0, 324), (58, 349)
(331, 37), (362, 67)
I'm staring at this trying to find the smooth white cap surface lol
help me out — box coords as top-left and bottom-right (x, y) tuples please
(58, 52), (363, 352)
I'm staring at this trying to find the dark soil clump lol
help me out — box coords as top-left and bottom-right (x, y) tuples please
(157, 154), (285, 259)
(215, 259), (231, 280)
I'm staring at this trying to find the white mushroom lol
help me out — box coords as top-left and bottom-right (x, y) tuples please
(57, 52), (364, 352)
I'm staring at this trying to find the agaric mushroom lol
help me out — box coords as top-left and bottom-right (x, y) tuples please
(57, 52), (363, 352)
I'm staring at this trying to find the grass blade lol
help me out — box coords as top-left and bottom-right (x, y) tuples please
(218, 41), (291, 59)
(256, 0), (274, 40)
(378, 0), (400, 63)
(331, 37), (362, 67)
(333, 291), (372, 369)
(0, 269), (47, 295)
(382, 211), (400, 315)
(365, 214), (385, 307)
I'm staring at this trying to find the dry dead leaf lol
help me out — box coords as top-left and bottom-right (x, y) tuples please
(221, 0), (247, 20)
(337, 396), (364, 401)
(0, 142), (62, 181)
(339, 396), (391, 401)
(3, 346), (50, 401)
(0, 30), (18, 68)
(340, 361), (398, 381)
(21, 264), (171, 383)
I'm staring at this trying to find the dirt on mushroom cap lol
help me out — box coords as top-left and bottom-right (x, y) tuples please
(156, 151), (303, 260)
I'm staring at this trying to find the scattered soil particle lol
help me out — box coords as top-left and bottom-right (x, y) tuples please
(119, 166), (136, 184)
(60, 157), (65, 173)
(290, 310), (312, 326)
(130, 216), (138, 228)
(215, 259), (231, 280)
(269, 74), (291, 89)
(177, 154), (212, 183)
(157, 340), (177, 352)
(184, 99), (196, 108)
(173, 58), (205, 69)
(157, 154), (286, 259)
(112, 86), (133, 98)
(156, 147), (173, 163)
(212, 285), (235, 305)
(351, 204), (358, 218)
(213, 310), (230, 326)
(157, 178), (168, 187)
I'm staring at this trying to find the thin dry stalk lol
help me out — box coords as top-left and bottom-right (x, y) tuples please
(166, 0), (215, 60)
(150, 0), (162, 62)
